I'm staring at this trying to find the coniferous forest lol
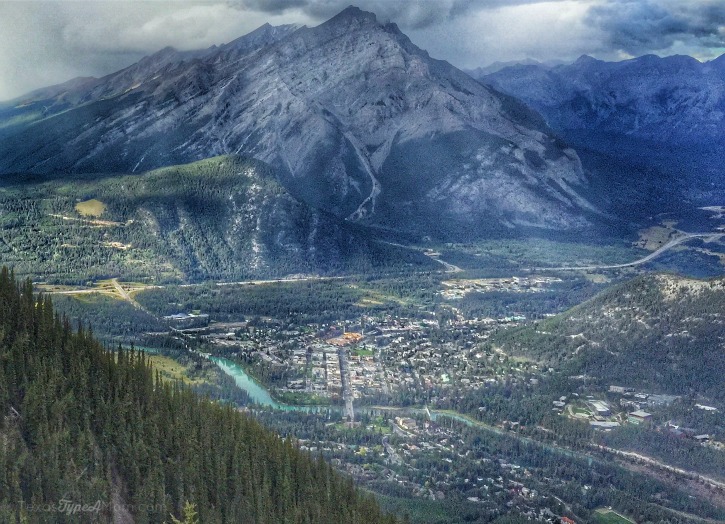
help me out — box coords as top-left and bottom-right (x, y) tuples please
(0, 267), (395, 523)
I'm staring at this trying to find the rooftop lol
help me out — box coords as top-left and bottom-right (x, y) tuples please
(629, 410), (652, 418)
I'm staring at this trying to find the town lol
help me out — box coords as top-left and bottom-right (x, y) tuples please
(162, 310), (537, 413)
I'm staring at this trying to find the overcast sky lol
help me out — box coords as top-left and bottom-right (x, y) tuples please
(1, 0), (724, 101)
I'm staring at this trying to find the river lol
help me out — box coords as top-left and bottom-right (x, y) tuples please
(210, 356), (496, 424)
(210, 356), (481, 421)
(210, 356), (327, 412)
(209, 356), (589, 463)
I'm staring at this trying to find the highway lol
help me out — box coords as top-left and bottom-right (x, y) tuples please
(533, 232), (724, 271)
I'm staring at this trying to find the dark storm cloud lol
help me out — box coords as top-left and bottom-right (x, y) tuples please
(235, 0), (552, 30)
(586, 0), (725, 54)
(2, 1), (724, 102)
(1, 0), (574, 100)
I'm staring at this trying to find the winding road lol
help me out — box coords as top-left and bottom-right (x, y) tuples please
(375, 240), (463, 273)
(533, 231), (724, 272)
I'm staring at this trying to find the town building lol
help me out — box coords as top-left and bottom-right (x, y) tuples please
(628, 410), (652, 424)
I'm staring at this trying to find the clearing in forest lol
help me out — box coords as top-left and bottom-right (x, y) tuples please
(75, 198), (106, 217)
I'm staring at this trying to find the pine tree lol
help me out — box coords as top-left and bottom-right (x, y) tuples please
(169, 501), (199, 524)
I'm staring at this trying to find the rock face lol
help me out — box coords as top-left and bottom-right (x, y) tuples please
(482, 54), (725, 145)
(479, 54), (725, 205)
(0, 6), (598, 239)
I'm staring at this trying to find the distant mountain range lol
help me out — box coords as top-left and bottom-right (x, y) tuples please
(0, 7), (599, 240)
(477, 54), (725, 208)
(464, 58), (565, 77)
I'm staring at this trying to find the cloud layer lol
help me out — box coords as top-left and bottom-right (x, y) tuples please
(0, 0), (723, 101)
(235, 0), (557, 29)
(587, 0), (725, 54)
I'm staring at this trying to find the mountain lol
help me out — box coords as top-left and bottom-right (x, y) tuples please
(496, 274), (725, 403)
(478, 54), (725, 206)
(0, 270), (396, 523)
(464, 58), (555, 77)
(0, 6), (599, 239)
(0, 155), (431, 283)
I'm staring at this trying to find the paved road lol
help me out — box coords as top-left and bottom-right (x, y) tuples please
(45, 275), (342, 298)
(374, 348), (390, 396)
(533, 232), (724, 272)
(376, 240), (463, 273)
(429, 255), (463, 273)
(592, 443), (725, 492)
(178, 275), (345, 288)
(44, 279), (156, 317)
(338, 349), (355, 422)
(382, 436), (403, 465)
(111, 278), (156, 316)
(48, 288), (107, 295)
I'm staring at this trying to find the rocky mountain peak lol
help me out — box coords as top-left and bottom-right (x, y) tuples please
(328, 5), (378, 24)
(572, 54), (602, 67)
(0, 6), (598, 239)
(307, 5), (381, 41)
(222, 21), (302, 53)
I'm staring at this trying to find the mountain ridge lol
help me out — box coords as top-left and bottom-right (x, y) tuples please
(0, 6), (600, 240)
(0, 155), (432, 283)
(480, 52), (725, 144)
(478, 52), (725, 207)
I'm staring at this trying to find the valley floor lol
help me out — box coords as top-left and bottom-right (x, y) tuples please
(4, 204), (720, 523)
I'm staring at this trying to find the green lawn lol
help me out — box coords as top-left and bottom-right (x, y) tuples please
(352, 348), (374, 357)
(147, 354), (211, 386)
(594, 508), (635, 524)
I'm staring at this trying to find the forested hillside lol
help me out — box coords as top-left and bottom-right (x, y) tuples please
(495, 274), (725, 402)
(0, 156), (430, 284)
(0, 267), (395, 523)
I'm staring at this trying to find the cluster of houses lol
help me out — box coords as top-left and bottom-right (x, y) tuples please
(609, 385), (680, 411)
(163, 311), (210, 328)
(440, 276), (562, 300)
(557, 393), (656, 431)
(664, 422), (711, 443)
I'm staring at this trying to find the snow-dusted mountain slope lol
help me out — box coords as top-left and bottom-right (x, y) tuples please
(0, 6), (599, 238)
